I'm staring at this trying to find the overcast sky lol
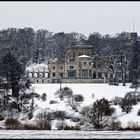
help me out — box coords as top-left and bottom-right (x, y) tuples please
(0, 1), (140, 36)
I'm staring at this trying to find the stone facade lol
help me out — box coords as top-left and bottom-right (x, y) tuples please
(48, 42), (117, 83)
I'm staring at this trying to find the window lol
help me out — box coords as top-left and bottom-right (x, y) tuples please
(42, 80), (44, 83)
(68, 70), (76, 77)
(69, 66), (74, 69)
(93, 72), (96, 79)
(59, 73), (63, 77)
(98, 73), (102, 78)
(83, 62), (87, 65)
(53, 66), (55, 70)
(82, 69), (88, 78)
(60, 66), (63, 70)
(110, 74), (113, 78)
(87, 52), (90, 56)
(89, 62), (91, 66)
(52, 73), (56, 77)
(36, 80), (39, 83)
(78, 52), (83, 56)
(89, 69), (92, 77)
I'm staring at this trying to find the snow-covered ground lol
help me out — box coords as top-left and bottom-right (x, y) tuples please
(30, 83), (140, 129)
(0, 130), (140, 139)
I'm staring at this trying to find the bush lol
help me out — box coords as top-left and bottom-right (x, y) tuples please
(79, 106), (90, 115)
(110, 96), (123, 105)
(0, 115), (4, 121)
(36, 120), (51, 130)
(41, 93), (47, 101)
(137, 109), (140, 116)
(49, 100), (59, 104)
(71, 116), (81, 122)
(73, 94), (84, 102)
(109, 120), (122, 130)
(22, 123), (39, 130)
(64, 124), (81, 130)
(120, 98), (133, 113)
(55, 87), (73, 100)
(123, 121), (140, 131)
(5, 118), (21, 129)
(55, 120), (66, 130)
(35, 111), (52, 130)
(124, 91), (140, 105)
(92, 93), (95, 99)
(85, 98), (115, 129)
(52, 110), (65, 120)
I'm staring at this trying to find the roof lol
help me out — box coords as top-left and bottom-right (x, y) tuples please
(69, 44), (92, 49)
(77, 55), (92, 59)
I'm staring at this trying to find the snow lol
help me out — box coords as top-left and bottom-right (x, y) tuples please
(1, 82), (139, 130)
(26, 63), (48, 72)
(77, 55), (91, 58)
(30, 83), (140, 128)
(0, 130), (140, 139)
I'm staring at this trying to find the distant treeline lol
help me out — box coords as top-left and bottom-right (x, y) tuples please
(0, 27), (131, 66)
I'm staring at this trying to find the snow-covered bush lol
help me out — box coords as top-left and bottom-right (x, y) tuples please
(51, 110), (65, 120)
(55, 87), (73, 101)
(66, 97), (79, 112)
(64, 124), (81, 130)
(71, 116), (81, 122)
(137, 109), (140, 116)
(91, 93), (95, 99)
(5, 117), (21, 129)
(110, 96), (123, 105)
(49, 100), (59, 104)
(79, 106), (90, 115)
(35, 111), (51, 130)
(85, 98), (115, 129)
(41, 93), (47, 101)
(120, 98), (133, 114)
(55, 120), (66, 130)
(73, 94), (84, 102)
(124, 91), (140, 105)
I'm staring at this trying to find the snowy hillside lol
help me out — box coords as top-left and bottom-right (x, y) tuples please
(29, 83), (140, 129)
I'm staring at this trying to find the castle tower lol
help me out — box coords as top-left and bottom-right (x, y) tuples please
(130, 32), (140, 84)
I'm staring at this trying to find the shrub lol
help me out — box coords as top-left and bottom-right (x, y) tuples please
(55, 87), (73, 100)
(49, 100), (59, 104)
(110, 96), (123, 105)
(5, 118), (21, 129)
(36, 120), (51, 130)
(120, 98), (133, 113)
(73, 94), (84, 102)
(52, 110), (65, 120)
(41, 93), (47, 101)
(35, 111), (52, 130)
(79, 106), (90, 115)
(123, 121), (140, 131)
(71, 116), (81, 122)
(64, 124), (81, 130)
(28, 111), (33, 120)
(55, 120), (66, 130)
(22, 123), (39, 130)
(85, 98), (115, 129)
(92, 93), (95, 99)
(137, 109), (140, 116)
(0, 115), (4, 121)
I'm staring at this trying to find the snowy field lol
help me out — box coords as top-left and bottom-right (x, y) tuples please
(30, 83), (140, 128)
(0, 130), (140, 139)
(33, 83), (133, 106)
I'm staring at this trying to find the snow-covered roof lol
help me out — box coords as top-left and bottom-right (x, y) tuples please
(26, 63), (48, 72)
(77, 55), (91, 59)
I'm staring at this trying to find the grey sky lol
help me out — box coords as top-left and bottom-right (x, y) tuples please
(0, 1), (140, 36)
